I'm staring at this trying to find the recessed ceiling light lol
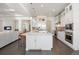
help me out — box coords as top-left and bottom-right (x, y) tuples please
(4, 9), (15, 11)
(41, 4), (44, 7)
(52, 9), (56, 12)
(14, 14), (23, 16)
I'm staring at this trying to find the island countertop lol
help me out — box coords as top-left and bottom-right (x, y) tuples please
(27, 32), (53, 36)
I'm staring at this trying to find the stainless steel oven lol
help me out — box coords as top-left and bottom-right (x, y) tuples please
(65, 32), (73, 44)
(65, 23), (73, 44)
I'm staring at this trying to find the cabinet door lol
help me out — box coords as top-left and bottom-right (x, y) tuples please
(60, 15), (65, 26)
(57, 31), (65, 41)
(36, 36), (41, 49)
(39, 35), (52, 50)
(65, 4), (73, 24)
(57, 32), (61, 40)
(26, 36), (36, 50)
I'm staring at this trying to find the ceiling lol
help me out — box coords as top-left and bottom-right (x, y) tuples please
(0, 3), (69, 17)
(0, 3), (30, 17)
(23, 3), (69, 17)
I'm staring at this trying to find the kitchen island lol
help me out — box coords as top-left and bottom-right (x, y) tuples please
(26, 32), (53, 51)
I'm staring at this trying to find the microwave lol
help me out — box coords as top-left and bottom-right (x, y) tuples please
(65, 23), (73, 30)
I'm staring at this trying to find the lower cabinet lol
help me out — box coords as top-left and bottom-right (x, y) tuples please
(26, 33), (53, 51)
(0, 32), (19, 48)
(57, 31), (65, 41)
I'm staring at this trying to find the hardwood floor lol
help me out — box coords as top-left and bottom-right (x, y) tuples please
(53, 37), (73, 55)
(0, 36), (78, 55)
(0, 39), (26, 55)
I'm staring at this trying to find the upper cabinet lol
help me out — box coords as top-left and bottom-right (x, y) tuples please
(69, 4), (72, 11)
(56, 4), (73, 27)
(65, 4), (72, 13)
(65, 4), (73, 24)
(58, 4), (73, 27)
(60, 10), (65, 26)
(55, 15), (60, 24)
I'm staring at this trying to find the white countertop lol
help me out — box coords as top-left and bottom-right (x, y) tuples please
(27, 32), (53, 36)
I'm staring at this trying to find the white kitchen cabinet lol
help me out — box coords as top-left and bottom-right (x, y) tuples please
(27, 37), (36, 49)
(55, 15), (60, 24)
(59, 4), (73, 26)
(56, 4), (79, 50)
(0, 31), (19, 48)
(57, 4), (73, 27)
(60, 11), (65, 26)
(65, 4), (73, 24)
(26, 32), (53, 51)
(57, 31), (65, 41)
(65, 4), (72, 14)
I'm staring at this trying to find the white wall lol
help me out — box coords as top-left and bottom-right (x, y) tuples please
(0, 20), (3, 32)
(0, 16), (56, 33)
(2, 17), (16, 31)
(0, 17), (16, 32)
(0, 17), (5, 32)
(72, 3), (79, 50)
(15, 17), (32, 32)
(47, 17), (56, 33)
(33, 16), (56, 33)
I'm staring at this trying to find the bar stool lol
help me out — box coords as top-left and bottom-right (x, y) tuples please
(18, 33), (26, 48)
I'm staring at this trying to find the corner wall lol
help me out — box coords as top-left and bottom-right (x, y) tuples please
(73, 3), (79, 50)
